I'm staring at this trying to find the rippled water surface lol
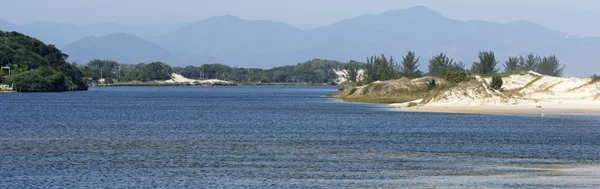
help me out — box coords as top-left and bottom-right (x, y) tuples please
(1, 86), (599, 188)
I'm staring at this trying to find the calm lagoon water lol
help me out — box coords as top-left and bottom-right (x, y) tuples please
(1, 86), (599, 188)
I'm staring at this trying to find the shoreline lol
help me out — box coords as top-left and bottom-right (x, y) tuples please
(389, 101), (600, 115)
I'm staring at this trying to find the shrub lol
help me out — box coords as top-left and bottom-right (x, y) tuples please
(427, 79), (437, 91)
(491, 75), (503, 91)
(591, 74), (600, 84)
(443, 72), (472, 83)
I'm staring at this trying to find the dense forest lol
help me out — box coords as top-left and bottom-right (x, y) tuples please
(79, 59), (365, 85)
(0, 30), (87, 92)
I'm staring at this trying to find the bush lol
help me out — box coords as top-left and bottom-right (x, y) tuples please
(427, 79), (437, 91)
(591, 74), (600, 84)
(443, 72), (472, 83)
(491, 75), (503, 91)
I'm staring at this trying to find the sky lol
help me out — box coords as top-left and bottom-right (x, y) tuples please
(2, 0), (600, 37)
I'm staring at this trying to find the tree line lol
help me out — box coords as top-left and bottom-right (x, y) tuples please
(356, 51), (566, 84)
(78, 59), (366, 84)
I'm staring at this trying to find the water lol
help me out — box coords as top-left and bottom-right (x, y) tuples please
(1, 86), (599, 188)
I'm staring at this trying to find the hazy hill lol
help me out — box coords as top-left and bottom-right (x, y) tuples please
(146, 6), (598, 75)
(0, 19), (186, 46)
(62, 33), (217, 65)
(150, 15), (310, 68)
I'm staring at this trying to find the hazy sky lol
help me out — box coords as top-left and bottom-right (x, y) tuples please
(2, 0), (600, 36)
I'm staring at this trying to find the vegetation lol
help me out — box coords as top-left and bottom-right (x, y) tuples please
(428, 53), (465, 76)
(400, 51), (422, 78)
(443, 71), (473, 83)
(427, 79), (437, 91)
(78, 59), (173, 82)
(471, 51), (499, 75)
(80, 58), (364, 85)
(345, 60), (362, 83)
(365, 54), (398, 83)
(0, 30), (87, 92)
(538, 56), (565, 77)
(491, 75), (503, 91)
(503, 54), (565, 77)
(591, 74), (600, 84)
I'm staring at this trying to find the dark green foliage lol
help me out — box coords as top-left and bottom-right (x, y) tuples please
(471, 51), (499, 75)
(591, 74), (600, 83)
(537, 56), (565, 77)
(401, 51), (422, 78)
(345, 60), (361, 83)
(503, 54), (566, 76)
(138, 62), (173, 82)
(504, 56), (521, 73)
(443, 71), (472, 83)
(519, 54), (541, 71)
(365, 55), (399, 83)
(6, 68), (66, 92)
(491, 75), (503, 91)
(428, 53), (454, 76)
(0, 30), (87, 92)
(427, 79), (437, 91)
(121, 59), (365, 84)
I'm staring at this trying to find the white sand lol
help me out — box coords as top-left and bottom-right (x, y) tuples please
(392, 71), (600, 114)
(333, 69), (365, 84)
(162, 73), (232, 85)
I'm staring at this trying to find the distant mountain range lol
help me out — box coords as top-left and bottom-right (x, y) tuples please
(1, 6), (599, 76)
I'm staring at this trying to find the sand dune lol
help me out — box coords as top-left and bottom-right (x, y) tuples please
(392, 71), (600, 114)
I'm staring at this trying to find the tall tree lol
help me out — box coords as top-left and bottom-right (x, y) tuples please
(471, 51), (499, 75)
(538, 55), (565, 77)
(504, 56), (521, 73)
(401, 51), (422, 78)
(519, 53), (541, 71)
(345, 61), (360, 83)
(428, 53), (454, 76)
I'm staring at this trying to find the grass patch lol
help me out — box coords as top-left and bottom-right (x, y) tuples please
(538, 81), (563, 93)
(348, 88), (358, 95)
(520, 76), (543, 91)
(361, 84), (372, 95)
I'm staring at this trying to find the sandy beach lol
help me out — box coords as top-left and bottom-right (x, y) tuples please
(392, 100), (600, 115)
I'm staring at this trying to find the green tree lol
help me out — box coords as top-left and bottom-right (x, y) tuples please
(471, 51), (499, 75)
(401, 51), (422, 78)
(504, 56), (521, 73)
(138, 62), (173, 81)
(428, 53), (454, 76)
(345, 61), (361, 83)
(538, 55), (565, 77)
(519, 53), (541, 71)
